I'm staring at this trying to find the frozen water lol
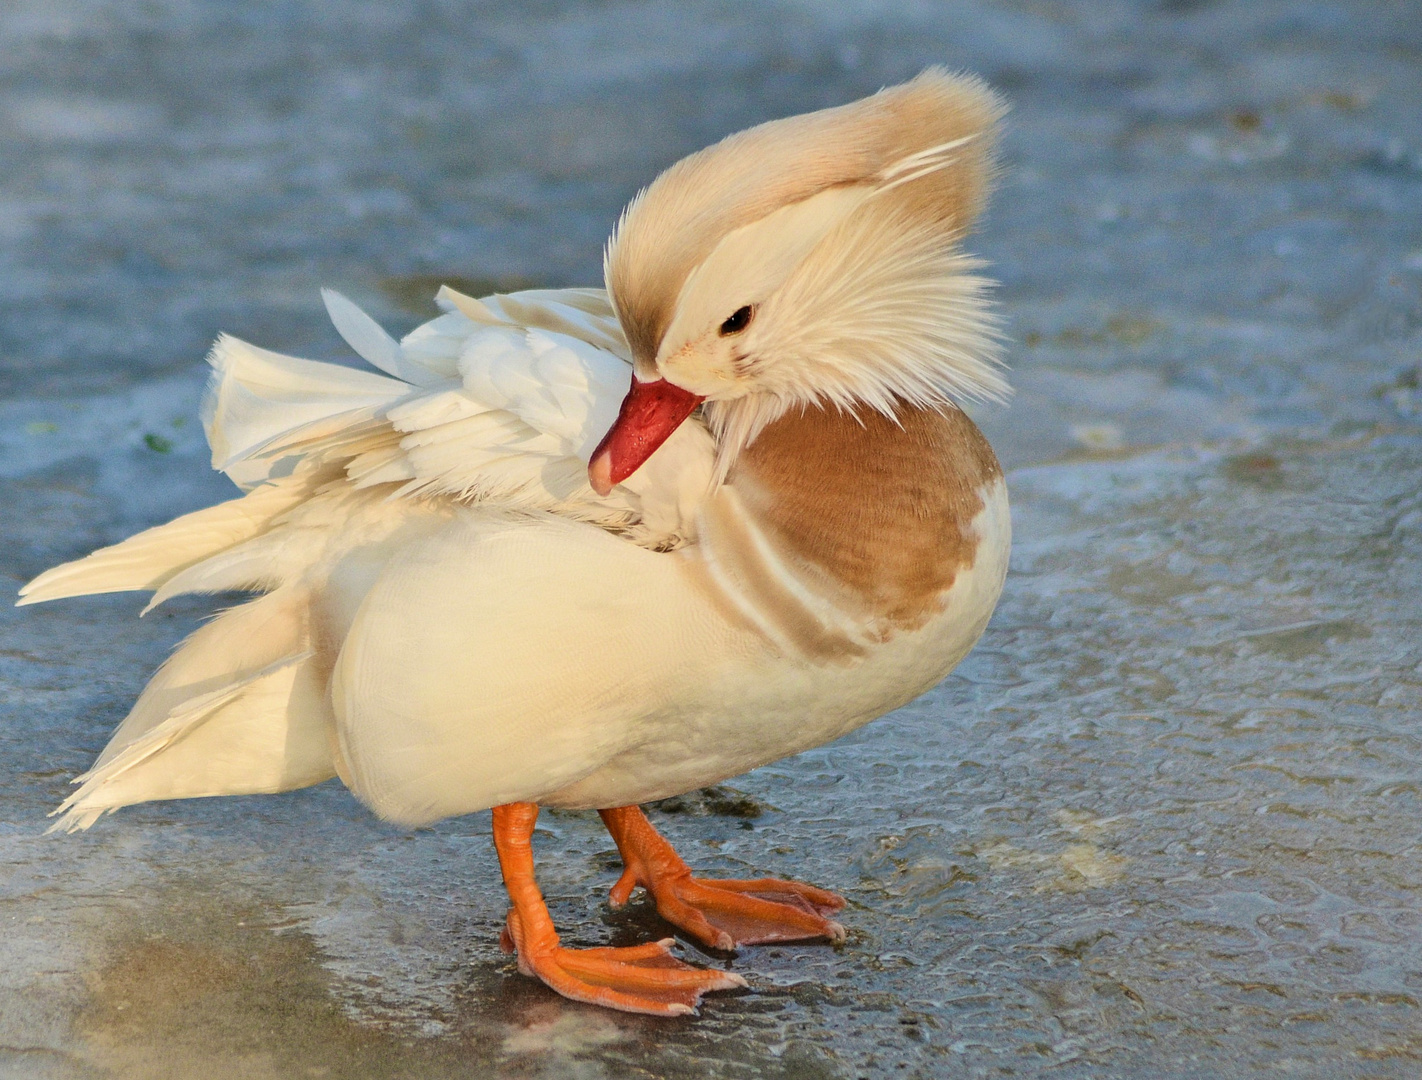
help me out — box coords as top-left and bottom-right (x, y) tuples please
(2, 1), (1421, 1077)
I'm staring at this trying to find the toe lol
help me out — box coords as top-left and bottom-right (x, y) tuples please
(648, 886), (737, 951)
(706, 877), (847, 917)
(608, 867), (639, 909)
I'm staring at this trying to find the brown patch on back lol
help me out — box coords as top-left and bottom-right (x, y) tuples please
(730, 402), (1002, 631)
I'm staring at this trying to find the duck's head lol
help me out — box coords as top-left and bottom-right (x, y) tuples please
(588, 68), (1010, 496)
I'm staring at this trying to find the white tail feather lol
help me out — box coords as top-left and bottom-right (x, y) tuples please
(48, 588), (333, 832)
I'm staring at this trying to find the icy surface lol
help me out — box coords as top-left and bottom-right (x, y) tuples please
(3, 1), (1421, 1077)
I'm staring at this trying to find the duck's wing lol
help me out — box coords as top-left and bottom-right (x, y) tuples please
(21, 287), (714, 831)
(218, 286), (713, 546)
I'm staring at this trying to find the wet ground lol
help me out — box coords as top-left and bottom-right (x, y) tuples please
(2, 1), (1421, 1077)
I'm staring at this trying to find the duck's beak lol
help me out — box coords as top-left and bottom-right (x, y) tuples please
(588, 377), (704, 496)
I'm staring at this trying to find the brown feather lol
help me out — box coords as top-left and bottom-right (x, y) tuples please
(729, 402), (1002, 632)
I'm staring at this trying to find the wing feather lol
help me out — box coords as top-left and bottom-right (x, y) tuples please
(27, 285), (714, 614)
(321, 288), (431, 384)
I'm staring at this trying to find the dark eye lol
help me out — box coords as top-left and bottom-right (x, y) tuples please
(718, 305), (754, 336)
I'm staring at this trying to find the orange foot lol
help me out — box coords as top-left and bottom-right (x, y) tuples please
(599, 805), (846, 951)
(492, 803), (743, 1016)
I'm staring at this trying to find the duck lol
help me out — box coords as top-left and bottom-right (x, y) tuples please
(19, 69), (1011, 1016)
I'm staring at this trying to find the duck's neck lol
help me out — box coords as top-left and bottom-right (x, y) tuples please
(726, 401), (1002, 631)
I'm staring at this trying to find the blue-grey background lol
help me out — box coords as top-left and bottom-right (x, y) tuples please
(2, 2), (1421, 1077)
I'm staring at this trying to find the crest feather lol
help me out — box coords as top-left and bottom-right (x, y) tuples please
(604, 68), (1006, 369)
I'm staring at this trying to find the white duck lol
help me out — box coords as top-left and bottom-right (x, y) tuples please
(21, 69), (1011, 1016)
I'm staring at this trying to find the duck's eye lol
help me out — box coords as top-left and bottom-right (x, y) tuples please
(718, 305), (754, 336)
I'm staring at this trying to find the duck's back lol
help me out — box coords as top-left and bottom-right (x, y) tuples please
(22, 288), (716, 832)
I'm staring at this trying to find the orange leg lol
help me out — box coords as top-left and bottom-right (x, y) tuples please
(491, 802), (744, 1016)
(598, 805), (846, 951)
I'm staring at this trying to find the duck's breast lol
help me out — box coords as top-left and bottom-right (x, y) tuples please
(543, 403), (1010, 809)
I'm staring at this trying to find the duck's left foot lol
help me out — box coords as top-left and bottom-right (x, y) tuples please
(599, 805), (846, 950)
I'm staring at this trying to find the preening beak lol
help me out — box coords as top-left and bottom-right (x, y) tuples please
(588, 377), (705, 496)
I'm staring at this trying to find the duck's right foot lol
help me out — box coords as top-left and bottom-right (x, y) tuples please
(616, 871), (847, 950)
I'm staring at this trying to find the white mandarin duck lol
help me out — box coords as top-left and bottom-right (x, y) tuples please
(21, 70), (1010, 1016)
